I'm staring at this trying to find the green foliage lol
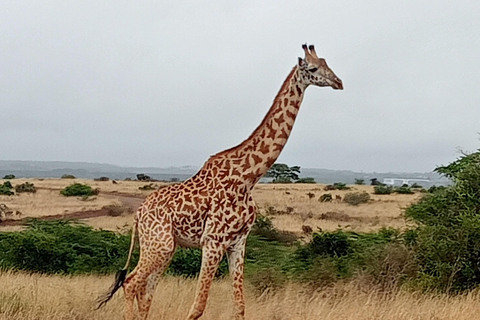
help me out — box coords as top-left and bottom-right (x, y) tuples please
(266, 163), (301, 183)
(374, 185), (393, 195)
(60, 183), (99, 197)
(354, 178), (365, 185)
(287, 228), (405, 286)
(428, 185), (447, 193)
(0, 182), (14, 196)
(2, 174), (15, 179)
(250, 215), (298, 244)
(343, 191), (370, 205)
(61, 174), (76, 179)
(0, 220), (135, 274)
(434, 150), (480, 179)
(394, 186), (414, 194)
(333, 182), (349, 190)
(405, 157), (480, 292)
(295, 177), (316, 184)
(15, 182), (36, 193)
(94, 177), (110, 181)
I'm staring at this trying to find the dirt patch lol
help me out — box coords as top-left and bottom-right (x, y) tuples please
(0, 191), (146, 227)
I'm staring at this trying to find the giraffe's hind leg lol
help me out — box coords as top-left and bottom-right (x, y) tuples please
(123, 222), (176, 320)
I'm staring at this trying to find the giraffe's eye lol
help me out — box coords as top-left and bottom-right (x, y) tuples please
(308, 67), (318, 73)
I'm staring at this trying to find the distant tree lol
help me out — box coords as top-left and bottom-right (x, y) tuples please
(136, 174), (151, 181)
(3, 174), (15, 179)
(370, 178), (385, 186)
(266, 163), (301, 183)
(354, 179), (365, 185)
(295, 177), (316, 184)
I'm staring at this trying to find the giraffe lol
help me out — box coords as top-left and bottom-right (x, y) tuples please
(97, 44), (343, 320)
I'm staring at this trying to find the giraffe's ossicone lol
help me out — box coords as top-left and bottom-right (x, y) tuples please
(97, 44), (343, 320)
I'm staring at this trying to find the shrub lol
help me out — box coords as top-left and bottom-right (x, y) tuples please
(394, 186), (414, 194)
(333, 182), (349, 190)
(61, 174), (76, 179)
(250, 215), (297, 244)
(374, 185), (393, 195)
(354, 179), (365, 185)
(428, 185), (446, 193)
(15, 182), (36, 194)
(136, 174), (151, 181)
(319, 193), (333, 202)
(94, 177), (109, 181)
(3, 174), (15, 179)
(295, 177), (316, 184)
(60, 183), (99, 197)
(0, 182), (14, 196)
(405, 155), (480, 292)
(324, 185), (335, 191)
(343, 191), (371, 205)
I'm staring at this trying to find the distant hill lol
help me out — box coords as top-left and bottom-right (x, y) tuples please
(0, 160), (450, 186)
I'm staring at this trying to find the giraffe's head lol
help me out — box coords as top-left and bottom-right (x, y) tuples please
(298, 44), (343, 90)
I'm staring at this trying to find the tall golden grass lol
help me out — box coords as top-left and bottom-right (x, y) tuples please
(1, 271), (479, 320)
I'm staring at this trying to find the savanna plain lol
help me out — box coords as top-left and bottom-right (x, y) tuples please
(0, 178), (476, 320)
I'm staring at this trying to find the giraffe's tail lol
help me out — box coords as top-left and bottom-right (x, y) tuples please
(96, 219), (138, 309)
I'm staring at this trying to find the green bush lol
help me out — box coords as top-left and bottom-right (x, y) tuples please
(0, 182), (14, 196)
(354, 179), (365, 185)
(61, 174), (76, 179)
(15, 182), (36, 193)
(3, 174), (15, 179)
(333, 182), (349, 190)
(405, 156), (480, 292)
(0, 220), (134, 274)
(394, 186), (414, 194)
(60, 183), (99, 197)
(374, 185), (393, 195)
(295, 177), (316, 184)
(343, 191), (370, 205)
(250, 215), (297, 244)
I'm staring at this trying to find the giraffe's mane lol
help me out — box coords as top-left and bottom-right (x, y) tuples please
(209, 65), (298, 160)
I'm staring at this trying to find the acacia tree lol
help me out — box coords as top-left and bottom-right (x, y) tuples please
(266, 163), (301, 183)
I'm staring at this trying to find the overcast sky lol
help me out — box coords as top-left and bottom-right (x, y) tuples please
(1, 1), (480, 173)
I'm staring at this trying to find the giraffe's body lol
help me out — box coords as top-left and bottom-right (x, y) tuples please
(98, 44), (343, 320)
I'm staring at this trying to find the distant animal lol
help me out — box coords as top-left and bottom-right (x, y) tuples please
(112, 180), (118, 184)
(97, 44), (343, 320)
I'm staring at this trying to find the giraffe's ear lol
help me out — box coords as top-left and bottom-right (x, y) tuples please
(298, 57), (306, 68)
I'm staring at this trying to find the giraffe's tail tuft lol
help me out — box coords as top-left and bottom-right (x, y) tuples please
(96, 268), (128, 309)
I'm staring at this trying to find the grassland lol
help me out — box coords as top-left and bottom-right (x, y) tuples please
(0, 179), (422, 233)
(1, 178), (449, 320)
(1, 271), (480, 320)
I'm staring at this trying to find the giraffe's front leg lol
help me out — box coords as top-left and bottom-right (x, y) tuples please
(186, 241), (225, 320)
(227, 237), (247, 320)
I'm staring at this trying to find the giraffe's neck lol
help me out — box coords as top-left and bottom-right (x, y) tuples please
(212, 66), (308, 187)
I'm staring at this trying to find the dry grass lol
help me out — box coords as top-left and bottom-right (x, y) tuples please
(252, 184), (422, 233)
(1, 271), (480, 320)
(0, 179), (422, 234)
